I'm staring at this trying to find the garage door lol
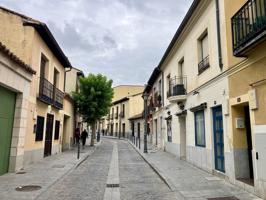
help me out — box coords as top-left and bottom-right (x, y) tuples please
(0, 86), (16, 175)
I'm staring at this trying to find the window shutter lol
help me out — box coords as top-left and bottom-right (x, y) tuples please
(54, 120), (60, 140)
(35, 116), (44, 141)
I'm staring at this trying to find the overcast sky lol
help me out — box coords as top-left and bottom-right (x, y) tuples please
(1, 0), (193, 86)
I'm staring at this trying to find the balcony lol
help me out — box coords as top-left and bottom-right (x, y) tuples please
(54, 87), (64, 109)
(232, 0), (266, 56)
(38, 77), (64, 109)
(198, 56), (210, 74)
(154, 92), (162, 108)
(167, 76), (187, 103)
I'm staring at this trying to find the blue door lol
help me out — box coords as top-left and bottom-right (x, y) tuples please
(213, 106), (225, 172)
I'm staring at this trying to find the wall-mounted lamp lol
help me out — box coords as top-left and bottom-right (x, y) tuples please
(193, 91), (199, 95)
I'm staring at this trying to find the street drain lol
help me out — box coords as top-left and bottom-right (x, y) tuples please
(16, 171), (26, 174)
(207, 197), (239, 200)
(15, 185), (42, 192)
(52, 164), (65, 168)
(106, 183), (119, 188)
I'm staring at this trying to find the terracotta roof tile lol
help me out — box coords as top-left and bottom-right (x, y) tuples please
(0, 42), (36, 74)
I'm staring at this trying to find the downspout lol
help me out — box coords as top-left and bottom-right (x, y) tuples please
(215, 0), (223, 70)
(161, 70), (164, 107)
(64, 67), (72, 92)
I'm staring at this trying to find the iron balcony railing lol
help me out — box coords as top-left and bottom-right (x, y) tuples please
(54, 87), (64, 109)
(38, 77), (64, 109)
(167, 76), (187, 97)
(232, 0), (266, 56)
(39, 77), (54, 105)
(198, 56), (210, 74)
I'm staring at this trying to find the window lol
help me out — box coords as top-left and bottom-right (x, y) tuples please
(198, 31), (210, 74)
(40, 55), (47, 78)
(122, 104), (125, 117)
(167, 74), (171, 97)
(158, 80), (162, 96)
(54, 120), (60, 140)
(35, 116), (45, 141)
(194, 110), (206, 147)
(178, 58), (184, 77)
(131, 122), (135, 136)
(167, 120), (172, 142)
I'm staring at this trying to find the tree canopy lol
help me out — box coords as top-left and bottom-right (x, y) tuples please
(73, 73), (113, 125)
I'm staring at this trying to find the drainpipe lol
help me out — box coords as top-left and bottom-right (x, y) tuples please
(64, 67), (72, 92)
(215, 0), (223, 70)
(161, 70), (164, 107)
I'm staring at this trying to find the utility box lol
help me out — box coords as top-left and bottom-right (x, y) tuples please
(235, 118), (245, 129)
(254, 126), (266, 181)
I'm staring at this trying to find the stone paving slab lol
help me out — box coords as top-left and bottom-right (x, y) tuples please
(128, 141), (262, 200)
(0, 140), (100, 200)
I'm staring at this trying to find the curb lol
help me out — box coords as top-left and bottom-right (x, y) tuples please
(35, 141), (101, 200)
(127, 140), (176, 192)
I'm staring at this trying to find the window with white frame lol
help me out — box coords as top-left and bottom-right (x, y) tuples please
(194, 110), (206, 147)
(198, 31), (210, 74)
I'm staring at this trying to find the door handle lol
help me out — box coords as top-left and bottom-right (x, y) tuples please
(256, 152), (259, 160)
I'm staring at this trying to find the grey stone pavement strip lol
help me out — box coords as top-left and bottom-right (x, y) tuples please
(103, 141), (120, 200)
(0, 140), (99, 200)
(128, 140), (262, 200)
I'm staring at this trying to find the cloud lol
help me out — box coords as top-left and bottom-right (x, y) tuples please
(0, 0), (193, 85)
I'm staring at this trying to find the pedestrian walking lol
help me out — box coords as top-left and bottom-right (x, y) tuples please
(81, 129), (88, 148)
(75, 127), (80, 145)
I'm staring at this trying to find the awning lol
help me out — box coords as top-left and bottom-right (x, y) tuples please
(175, 110), (187, 117)
(189, 102), (207, 112)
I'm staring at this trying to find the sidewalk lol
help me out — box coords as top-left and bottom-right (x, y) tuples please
(129, 140), (262, 200)
(0, 140), (100, 200)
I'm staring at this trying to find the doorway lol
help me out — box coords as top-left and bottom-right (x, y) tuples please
(44, 114), (54, 157)
(213, 106), (225, 172)
(179, 116), (186, 160)
(122, 123), (125, 137)
(233, 104), (254, 186)
(0, 86), (16, 175)
(62, 115), (70, 151)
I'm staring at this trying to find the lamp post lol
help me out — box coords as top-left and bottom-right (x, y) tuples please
(143, 92), (148, 153)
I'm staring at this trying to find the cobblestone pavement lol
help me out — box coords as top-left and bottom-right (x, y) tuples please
(118, 141), (182, 200)
(0, 140), (96, 200)
(130, 140), (262, 200)
(37, 138), (175, 200)
(37, 140), (113, 200)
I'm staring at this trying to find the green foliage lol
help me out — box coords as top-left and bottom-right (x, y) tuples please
(73, 73), (113, 125)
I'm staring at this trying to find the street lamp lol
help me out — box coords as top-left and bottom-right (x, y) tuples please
(142, 92), (149, 153)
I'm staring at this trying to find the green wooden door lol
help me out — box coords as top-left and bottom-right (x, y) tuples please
(0, 86), (16, 175)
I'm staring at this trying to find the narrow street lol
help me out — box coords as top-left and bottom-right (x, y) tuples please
(36, 138), (175, 200)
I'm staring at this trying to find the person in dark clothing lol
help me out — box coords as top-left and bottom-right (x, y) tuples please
(81, 129), (88, 148)
(75, 128), (80, 145)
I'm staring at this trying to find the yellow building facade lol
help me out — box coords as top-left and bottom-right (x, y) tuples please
(0, 7), (72, 167)
(103, 85), (144, 138)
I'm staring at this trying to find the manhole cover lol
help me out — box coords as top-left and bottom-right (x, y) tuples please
(15, 185), (42, 192)
(106, 183), (119, 188)
(16, 171), (26, 174)
(52, 164), (65, 168)
(207, 197), (239, 200)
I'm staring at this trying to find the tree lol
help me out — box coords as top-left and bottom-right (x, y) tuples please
(73, 74), (113, 146)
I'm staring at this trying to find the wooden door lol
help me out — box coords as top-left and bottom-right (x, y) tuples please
(44, 114), (54, 157)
